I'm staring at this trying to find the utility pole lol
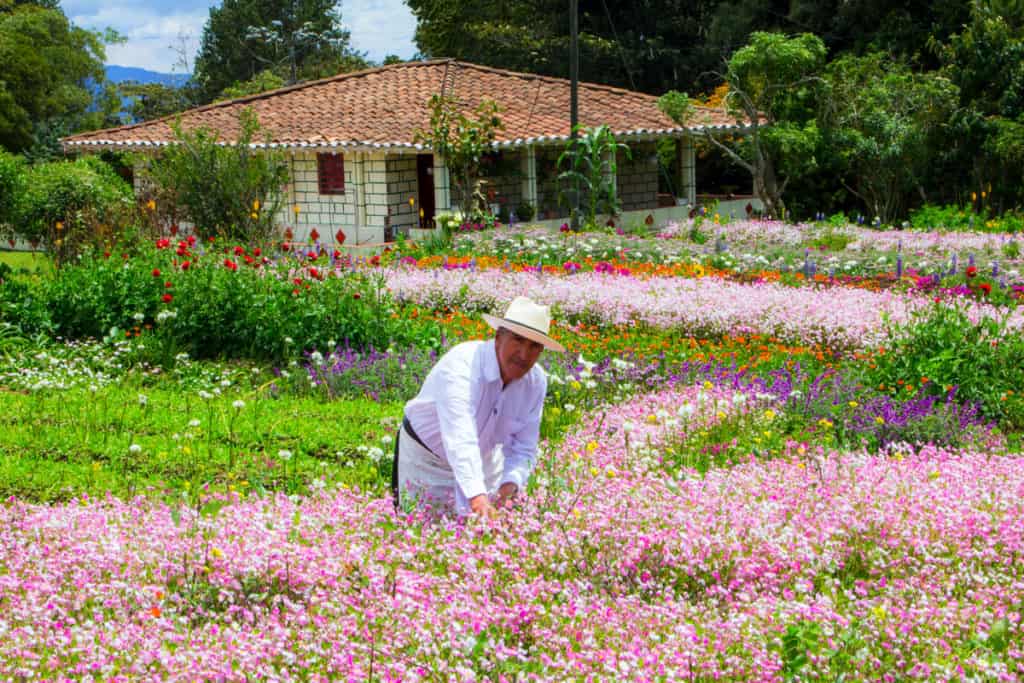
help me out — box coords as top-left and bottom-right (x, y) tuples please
(569, 0), (580, 228)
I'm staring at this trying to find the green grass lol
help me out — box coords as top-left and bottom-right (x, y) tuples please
(0, 249), (52, 279)
(0, 383), (402, 502)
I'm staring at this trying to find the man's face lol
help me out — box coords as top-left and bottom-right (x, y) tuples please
(494, 328), (544, 384)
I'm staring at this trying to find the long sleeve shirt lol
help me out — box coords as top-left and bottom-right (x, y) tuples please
(403, 339), (547, 504)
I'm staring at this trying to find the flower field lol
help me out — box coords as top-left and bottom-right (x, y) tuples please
(1, 217), (1023, 680)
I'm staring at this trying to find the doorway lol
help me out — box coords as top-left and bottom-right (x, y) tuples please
(416, 154), (436, 229)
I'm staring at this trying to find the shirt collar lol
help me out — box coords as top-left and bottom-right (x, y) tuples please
(481, 338), (502, 384)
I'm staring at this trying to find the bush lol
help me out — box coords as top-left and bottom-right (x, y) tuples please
(42, 242), (441, 362)
(0, 150), (25, 240)
(862, 302), (1024, 429)
(15, 156), (134, 262)
(140, 108), (290, 243)
(0, 262), (52, 337)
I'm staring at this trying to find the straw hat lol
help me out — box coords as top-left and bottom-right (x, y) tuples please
(482, 296), (565, 352)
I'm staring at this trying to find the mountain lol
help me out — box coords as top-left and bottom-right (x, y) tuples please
(104, 65), (189, 87)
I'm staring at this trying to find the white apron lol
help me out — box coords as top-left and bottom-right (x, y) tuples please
(396, 423), (504, 516)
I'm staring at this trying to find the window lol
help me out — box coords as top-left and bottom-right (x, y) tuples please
(317, 153), (345, 194)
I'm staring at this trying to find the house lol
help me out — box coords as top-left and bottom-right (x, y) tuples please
(63, 60), (745, 245)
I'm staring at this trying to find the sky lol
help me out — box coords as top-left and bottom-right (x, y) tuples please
(62, 0), (419, 74)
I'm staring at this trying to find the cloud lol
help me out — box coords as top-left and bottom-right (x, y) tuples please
(66, 0), (418, 73)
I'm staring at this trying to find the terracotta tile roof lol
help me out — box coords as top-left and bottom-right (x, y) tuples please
(63, 60), (742, 152)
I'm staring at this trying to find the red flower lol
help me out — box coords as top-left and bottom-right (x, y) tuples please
(980, 282), (992, 295)
(353, 292), (361, 299)
(332, 249), (342, 259)
(164, 281), (173, 289)
(292, 288), (300, 296)
(310, 228), (320, 241)
(180, 261), (190, 270)
(244, 254), (254, 265)
(186, 235), (197, 247)
(161, 293), (173, 303)
(253, 247), (261, 257)
(284, 227), (294, 240)
(152, 268), (161, 277)
(335, 229), (346, 245)
(966, 266), (978, 278)
(370, 255), (380, 266)
(233, 246), (245, 256)
(169, 224), (179, 236)
(223, 258), (237, 271)
(103, 251), (111, 258)
(207, 236), (215, 243)
(155, 238), (170, 249)
(281, 242), (291, 252)
(307, 250), (317, 260)
(309, 267), (321, 279)
(293, 278), (303, 286)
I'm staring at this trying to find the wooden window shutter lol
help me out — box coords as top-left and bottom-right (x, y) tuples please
(317, 153), (346, 194)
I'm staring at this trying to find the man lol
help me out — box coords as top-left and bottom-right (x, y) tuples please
(392, 296), (565, 518)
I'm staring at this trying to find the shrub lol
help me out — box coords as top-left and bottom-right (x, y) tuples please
(862, 302), (1024, 429)
(14, 156), (134, 262)
(0, 262), (52, 338)
(140, 108), (290, 243)
(42, 243), (441, 362)
(0, 150), (25, 240)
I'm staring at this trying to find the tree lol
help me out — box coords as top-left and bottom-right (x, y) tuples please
(0, 5), (115, 153)
(118, 82), (193, 124)
(407, 0), (724, 95)
(414, 95), (503, 220)
(662, 32), (825, 218)
(218, 69), (287, 101)
(822, 53), (958, 222)
(193, 0), (367, 103)
(140, 109), (291, 243)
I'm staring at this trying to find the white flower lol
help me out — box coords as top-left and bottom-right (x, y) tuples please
(232, 399), (245, 410)
(584, 380), (597, 389)
(677, 403), (695, 417)
(198, 390), (213, 400)
(220, 379), (232, 387)
(156, 310), (177, 324)
(129, 444), (142, 454)
(577, 354), (596, 372)
(188, 419), (201, 428)
(138, 394), (148, 406)
(622, 421), (635, 434)
(380, 434), (394, 445)
(310, 351), (324, 365)
(278, 449), (293, 461)
(133, 312), (144, 323)
(367, 447), (385, 462)
(284, 337), (294, 345)
(731, 393), (747, 406)
(563, 403), (576, 412)
(327, 339), (336, 348)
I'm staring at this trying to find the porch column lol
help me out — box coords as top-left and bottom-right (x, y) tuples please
(352, 152), (368, 243)
(520, 145), (538, 214)
(433, 154), (452, 215)
(678, 136), (696, 206)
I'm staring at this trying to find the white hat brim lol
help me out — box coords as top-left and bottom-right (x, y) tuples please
(482, 313), (566, 352)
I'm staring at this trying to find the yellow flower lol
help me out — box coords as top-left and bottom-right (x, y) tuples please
(293, 204), (301, 215)
(875, 416), (885, 425)
(253, 199), (260, 211)
(646, 414), (659, 424)
(586, 441), (598, 453)
(589, 466), (600, 477)
(182, 445), (192, 456)
(971, 192), (977, 202)
(872, 605), (887, 620)
(716, 411), (726, 420)
(605, 466), (616, 478)
(797, 446), (806, 456)
(409, 197), (415, 207)
(692, 264), (705, 277)
(572, 451), (582, 460)
(573, 508), (582, 519)
(210, 547), (224, 559)
(702, 380), (713, 390)
(571, 381), (582, 391)
(818, 418), (833, 429)
(763, 409), (776, 420)
(250, 212), (259, 219)
(146, 199), (156, 211)
(848, 401), (858, 408)
(55, 221), (64, 231)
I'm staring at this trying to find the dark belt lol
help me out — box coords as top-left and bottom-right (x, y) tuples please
(392, 416), (432, 510)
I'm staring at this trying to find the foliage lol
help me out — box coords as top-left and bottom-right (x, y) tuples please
(822, 53), (959, 223)
(140, 109), (290, 242)
(414, 95), (503, 220)
(13, 156), (134, 263)
(192, 0), (367, 103)
(0, 149), (24, 234)
(0, 5), (118, 153)
(656, 91), (694, 126)
(556, 125), (630, 225)
(218, 69), (287, 101)
(700, 32), (825, 218)
(118, 81), (193, 124)
(863, 302), (1024, 429)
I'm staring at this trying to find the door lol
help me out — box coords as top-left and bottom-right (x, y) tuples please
(416, 154), (436, 229)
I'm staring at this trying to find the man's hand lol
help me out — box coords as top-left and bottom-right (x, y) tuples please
(469, 494), (498, 519)
(495, 482), (518, 509)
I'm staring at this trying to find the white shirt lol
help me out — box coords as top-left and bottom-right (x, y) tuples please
(403, 339), (547, 503)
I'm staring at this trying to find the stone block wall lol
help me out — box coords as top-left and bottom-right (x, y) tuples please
(386, 156), (419, 234)
(616, 142), (659, 212)
(450, 150), (525, 218)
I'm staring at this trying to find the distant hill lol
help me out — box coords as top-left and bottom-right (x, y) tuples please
(104, 65), (189, 87)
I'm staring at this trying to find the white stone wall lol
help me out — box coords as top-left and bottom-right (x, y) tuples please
(386, 156), (419, 234)
(616, 142), (659, 212)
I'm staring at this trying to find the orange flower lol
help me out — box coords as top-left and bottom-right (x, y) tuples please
(149, 606), (161, 618)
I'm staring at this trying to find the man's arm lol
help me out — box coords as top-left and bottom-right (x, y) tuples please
(434, 355), (489, 504)
(500, 373), (547, 497)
